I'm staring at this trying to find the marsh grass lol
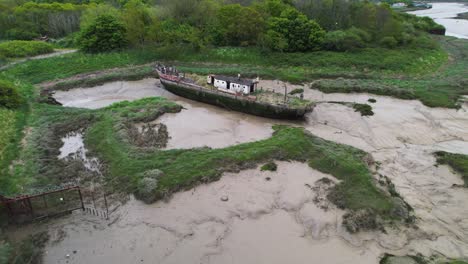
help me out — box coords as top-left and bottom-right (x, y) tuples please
(435, 151), (468, 186)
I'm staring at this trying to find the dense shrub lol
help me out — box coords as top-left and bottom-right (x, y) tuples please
(0, 41), (54, 58)
(0, 80), (22, 109)
(264, 7), (325, 52)
(78, 14), (128, 53)
(323, 30), (366, 51)
(411, 35), (438, 49)
(379, 36), (398, 48)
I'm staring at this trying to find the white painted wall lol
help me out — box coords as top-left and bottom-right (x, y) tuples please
(214, 79), (228, 89)
(243, 85), (250, 94)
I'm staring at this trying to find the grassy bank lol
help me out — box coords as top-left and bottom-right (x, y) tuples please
(310, 37), (467, 108)
(3, 37), (463, 108)
(42, 64), (156, 91)
(435, 151), (468, 186)
(4, 37), (461, 108)
(2, 40), (446, 84)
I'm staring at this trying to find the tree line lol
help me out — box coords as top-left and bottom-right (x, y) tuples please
(0, 0), (445, 53)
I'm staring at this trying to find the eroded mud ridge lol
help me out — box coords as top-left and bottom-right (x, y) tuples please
(39, 78), (468, 263)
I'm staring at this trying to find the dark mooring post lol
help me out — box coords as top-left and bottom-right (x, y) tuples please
(103, 193), (109, 220)
(284, 84), (287, 103)
(78, 187), (85, 211)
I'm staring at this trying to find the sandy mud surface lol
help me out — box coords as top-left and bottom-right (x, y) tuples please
(40, 162), (383, 264)
(42, 78), (468, 262)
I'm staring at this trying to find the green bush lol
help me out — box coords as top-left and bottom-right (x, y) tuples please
(411, 35), (438, 49)
(0, 80), (22, 109)
(0, 41), (54, 58)
(4, 29), (39, 41)
(323, 30), (366, 51)
(353, 103), (374, 116)
(379, 36), (398, 48)
(78, 14), (128, 53)
(265, 7), (325, 52)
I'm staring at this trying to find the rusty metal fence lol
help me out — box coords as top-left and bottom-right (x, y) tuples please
(0, 185), (84, 224)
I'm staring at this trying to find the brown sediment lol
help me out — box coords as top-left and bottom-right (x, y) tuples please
(37, 77), (468, 262)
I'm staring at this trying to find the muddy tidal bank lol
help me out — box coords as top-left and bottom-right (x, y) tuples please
(10, 77), (468, 263)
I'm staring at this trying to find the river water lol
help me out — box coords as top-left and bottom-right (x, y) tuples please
(409, 2), (468, 39)
(26, 78), (468, 263)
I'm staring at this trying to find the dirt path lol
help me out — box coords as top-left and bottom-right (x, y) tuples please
(0, 49), (77, 71)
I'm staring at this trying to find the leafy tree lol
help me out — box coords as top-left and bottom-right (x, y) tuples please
(154, 20), (204, 48)
(1, 2), (88, 39)
(212, 4), (266, 46)
(294, 0), (351, 30)
(78, 14), (128, 52)
(264, 7), (325, 52)
(121, 0), (155, 46)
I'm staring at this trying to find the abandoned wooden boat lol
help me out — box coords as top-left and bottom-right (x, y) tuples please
(155, 65), (314, 119)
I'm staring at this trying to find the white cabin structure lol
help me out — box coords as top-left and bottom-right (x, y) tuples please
(207, 74), (257, 95)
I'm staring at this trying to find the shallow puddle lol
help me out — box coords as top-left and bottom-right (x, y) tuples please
(58, 132), (101, 172)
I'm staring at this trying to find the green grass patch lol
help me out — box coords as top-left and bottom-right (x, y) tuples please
(434, 151), (468, 186)
(0, 41), (54, 58)
(289, 88), (304, 95)
(260, 161), (277, 171)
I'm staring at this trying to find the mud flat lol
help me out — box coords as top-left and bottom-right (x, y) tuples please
(41, 162), (383, 264)
(54, 78), (290, 149)
(45, 78), (468, 262)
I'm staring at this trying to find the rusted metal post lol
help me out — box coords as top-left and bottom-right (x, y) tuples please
(77, 187), (85, 211)
(103, 193), (109, 220)
(26, 198), (34, 218)
(284, 84), (287, 103)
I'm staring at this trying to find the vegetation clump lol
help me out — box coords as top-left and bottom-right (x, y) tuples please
(434, 151), (468, 187)
(0, 80), (22, 109)
(0, 41), (53, 58)
(368, 98), (377, 103)
(342, 209), (380, 233)
(353, 103), (374, 116)
(78, 14), (128, 53)
(261, 161), (278, 171)
(288, 88), (304, 95)
(135, 169), (165, 204)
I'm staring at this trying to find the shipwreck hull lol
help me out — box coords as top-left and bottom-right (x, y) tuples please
(159, 78), (311, 120)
